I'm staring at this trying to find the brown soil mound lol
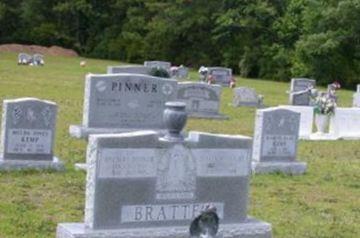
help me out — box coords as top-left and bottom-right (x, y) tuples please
(0, 44), (78, 57)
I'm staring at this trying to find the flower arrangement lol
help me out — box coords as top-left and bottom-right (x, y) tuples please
(312, 81), (340, 116)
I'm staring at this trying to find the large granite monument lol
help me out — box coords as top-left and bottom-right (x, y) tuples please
(57, 102), (272, 238)
(176, 82), (228, 119)
(69, 73), (177, 139)
(252, 107), (306, 175)
(0, 98), (64, 170)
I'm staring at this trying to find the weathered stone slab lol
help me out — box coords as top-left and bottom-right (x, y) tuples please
(288, 78), (316, 106)
(0, 98), (64, 171)
(69, 74), (177, 139)
(107, 65), (151, 75)
(176, 82), (228, 119)
(252, 107), (306, 175)
(233, 87), (264, 108)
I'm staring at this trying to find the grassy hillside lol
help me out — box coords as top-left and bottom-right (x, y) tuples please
(0, 52), (358, 238)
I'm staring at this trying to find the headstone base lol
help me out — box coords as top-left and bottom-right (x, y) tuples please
(252, 161), (307, 175)
(56, 218), (272, 238)
(189, 113), (229, 120)
(0, 157), (64, 171)
(69, 125), (165, 139)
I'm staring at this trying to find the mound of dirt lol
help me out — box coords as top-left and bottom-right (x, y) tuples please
(0, 44), (78, 57)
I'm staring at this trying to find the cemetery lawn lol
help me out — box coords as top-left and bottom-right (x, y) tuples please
(0, 52), (359, 238)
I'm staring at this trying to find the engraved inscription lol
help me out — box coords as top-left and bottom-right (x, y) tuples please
(262, 135), (296, 157)
(121, 203), (224, 223)
(7, 129), (52, 154)
(195, 149), (250, 177)
(97, 149), (157, 178)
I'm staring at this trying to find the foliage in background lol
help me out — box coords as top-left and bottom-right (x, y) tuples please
(0, 0), (360, 87)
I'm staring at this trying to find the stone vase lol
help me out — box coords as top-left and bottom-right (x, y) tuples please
(163, 101), (187, 140)
(315, 113), (329, 134)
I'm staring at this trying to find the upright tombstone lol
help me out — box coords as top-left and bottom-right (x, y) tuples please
(170, 66), (189, 79)
(329, 108), (360, 139)
(107, 65), (151, 75)
(233, 87), (264, 108)
(207, 67), (233, 87)
(0, 98), (64, 170)
(176, 82), (228, 119)
(288, 78), (316, 106)
(57, 102), (272, 238)
(18, 53), (32, 65)
(279, 105), (314, 139)
(144, 61), (171, 72)
(252, 107), (306, 175)
(69, 74), (177, 139)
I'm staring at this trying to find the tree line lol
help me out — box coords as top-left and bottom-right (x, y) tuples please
(1, 0), (359, 88)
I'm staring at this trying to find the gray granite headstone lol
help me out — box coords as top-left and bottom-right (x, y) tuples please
(176, 82), (228, 119)
(207, 67), (233, 87)
(144, 61), (171, 72)
(288, 78), (316, 106)
(233, 87), (264, 107)
(0, 98), (64, 170)
(107, 65), (151, 75)
(69, 73), (177, 139)
(252, 107), (306, 174)
(56, 129), (271, 238)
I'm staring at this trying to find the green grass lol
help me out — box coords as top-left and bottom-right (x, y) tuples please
(0, 52), (359, 238)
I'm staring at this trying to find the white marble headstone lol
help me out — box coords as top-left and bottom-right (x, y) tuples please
(330, 108), (360, 139)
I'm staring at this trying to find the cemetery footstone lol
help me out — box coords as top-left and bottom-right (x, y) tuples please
(107, 65), (151, 75)
(0, 98), (64, 171)
(69, 73), (177, 139)
(279, 105), (314, 139)
(207, 67), (233, 87)
(233, 87), (264, 108)
(252, 107), (307, 175)
(288, 78), (316, 106)
(57, 102), (272, 238)
(176, 82), (228, 119)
